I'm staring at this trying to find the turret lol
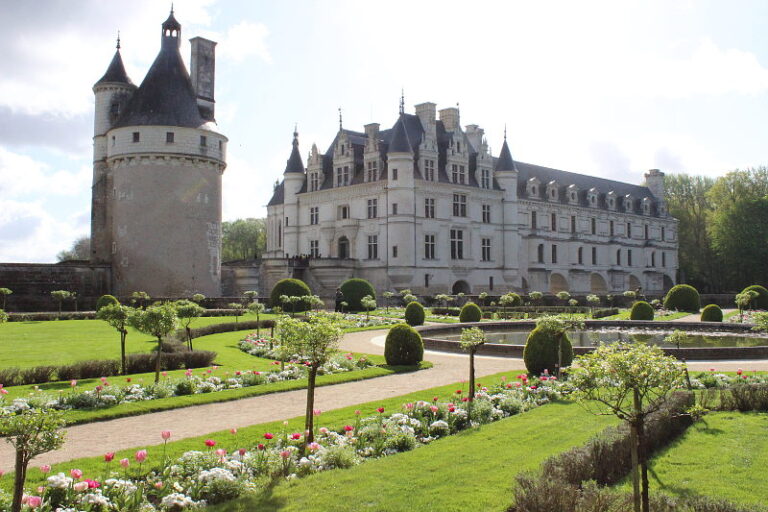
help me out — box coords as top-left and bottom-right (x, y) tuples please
(494, 128), (518, 200)
(282, 129), (305, 256)
(387, 116), (415, 188)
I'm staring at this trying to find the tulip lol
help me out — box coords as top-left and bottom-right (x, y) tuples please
(120, 458), (130, 468)
(85, 479), (100, 488)
(291, 433), (301, 440)
(26, 496), (42, 508)
(161, 430), (171, 441)
(230, 428), (237, 435)
(0, 388), (7, 395)
(40, 465), (51, 474)
(215, 448), (227, 457)
(343, 425), (354, 432)
(155, 482), (164, 489)
(104, 452), (115, 462)
(70, 380), (77, 388)
(257, 443), (265, 450)
(70, 469), (83, 479)
(377, 407), (385, 414)
(319, 427), (329, 434)
(204, 439), (216, 447)
(313, 409), (322, 416)
(135, 450), (147, 462)
(308, 442), (320, 451)
(280, 450), (291, 459)
(238, 448), (247, 456)
(264, 433), (274, 440)
(430, 405), (439, 413)
(73, 481), (88, 492)
(432, 396), (439, 402)
(354, 410), (361, 416)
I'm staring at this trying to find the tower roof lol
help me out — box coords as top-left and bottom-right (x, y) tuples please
(284, 129), (305, 173)
(495, 138), (516, 171)
(95, 46), (133, 86)
(114, 12), (204, 128)
(387, 116), (413, 153)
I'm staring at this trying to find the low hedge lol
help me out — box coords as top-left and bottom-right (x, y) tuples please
(430, 307), (461, 317)
(187, 319), (277, 339)
(701, 304), (723, 322)
(591, 307), (619, 319)
(8, 311), (97, 322)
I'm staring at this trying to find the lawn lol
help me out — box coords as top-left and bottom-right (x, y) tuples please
(623, 411), (768, 506)
(602, 310), (690, 321)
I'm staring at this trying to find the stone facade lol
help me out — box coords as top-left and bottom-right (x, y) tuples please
(264, 102), (678, 297)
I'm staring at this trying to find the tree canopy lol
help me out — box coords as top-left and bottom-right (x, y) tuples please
(222, 218), (266, 262)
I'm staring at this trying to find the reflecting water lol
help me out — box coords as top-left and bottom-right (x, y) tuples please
(441, 329), (768, 348)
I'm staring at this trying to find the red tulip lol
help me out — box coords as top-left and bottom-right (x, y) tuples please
(343, 425), (354, 432)
(104, 452), (115, 462)
(376, 407), (384, 413)
(264, 433), (274, 440)
(204, 439), (216, 447)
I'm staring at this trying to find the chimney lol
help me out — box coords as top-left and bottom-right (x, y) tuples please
(644, 168), (666, 201)
(364, 123), (380, 151)
(190, 37), (217, 122)
(464, 124), (483, 152)
(439, 107), (459, 132)
(415, 102), (436, 129)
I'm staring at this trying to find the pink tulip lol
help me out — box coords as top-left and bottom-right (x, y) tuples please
(155, 482), (164, 489)
(73, 481), (88, 492)
(0, 388), (7, 395)
(119, 458), (130, 468)
(85, 479), (100, 489)
(238, 448), (247, 456)
(280, 450), (291, 459)
(354, 410), (361, 416)
(26, 496), (42, 508)
(161, 431), (172, 441)
(135, 450), (147, 463)
(40, 465), (51, 474)
(308, 442), (320, 451)
(104, 452), (115, 462)
(319, 427), (329, 434)
(161, 371), (168, 377)
(291, 433), (301, 440)
(215, 448), (227, 457)
(313, 409), (322, 416)
(230, 428), (237, 435)
(70, 380), (77, 388)
(430, 405), (439, 413)
(432, 396), (439, 402)
(343, 425), (354, 432)
(263, 433), (274, 440)
(205, 439), (216, 447)
(70, 469), (83, 479)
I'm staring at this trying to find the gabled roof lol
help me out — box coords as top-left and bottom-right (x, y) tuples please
(284, 131), (305, 173)
(95, 49), (134, 86)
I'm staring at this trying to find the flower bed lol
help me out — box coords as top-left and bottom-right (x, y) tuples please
(0, 376), (563, 511)
(238, 333), (373, 371)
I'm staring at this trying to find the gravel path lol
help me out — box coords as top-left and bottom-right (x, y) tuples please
(0, 329), (523, 472)
(668, 308), (738, 322)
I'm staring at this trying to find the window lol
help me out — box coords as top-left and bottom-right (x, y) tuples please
(424, 159), (435, 181)
(367, 199), (378, 219)
(392, 203), (398, 215)
(367, 235), (378, 259)
(425, 274), (430, 288)
(339, 206), (349, 220)
(616, 249), (621, 265)
(277, 224), (281, 247)
(310, 172), (319, 192)
(310, 240), (319, 258)
(551, 213), (557, 231)
(336, 167), (343, 187)
(480, 168), (491, 189)
(591, 246), (597, 265)
(166, 132), (175, 143)
(610, 220), (615, 236)
(537, 244), (544, 263)
(571, 215), (576, 233)
(661, 226), (665, 241)
(489, 276), (494, 290)
(482, 204), (491, 224)
(110, 102), (120, 115)
(343, 166), (349, 185)
(628, 249), (633, 266)
(626, 222), (632, 238)
(551, 244), (558, 264)
(200, 135), (207, 147)
(451, 164), (466, 184)
(481, 238), (491, 262)
(591, 218), (597, 235)
(218, 140), (223, 151)
(392, 168), (398, 180)
(424, 198), (435, 218)
(531, 211), (537, 229)
(366, 161), (378, 182)
(651, 252), (656, 267)
(336, 166), (350, 187)
(644, 224), (649, 240)
(450, 229), (464, 259)
(132, 131), (140, 143)
(285, 216), (289, 226)
(309, 206), (319, 225)
(452, 194), (467, 217)
(459, 165), (466, 184)
(424, 234), (436, 259)
(578, 246), (583, 264)
(662, 252), (666, 267)
(392, 246), (398, 258)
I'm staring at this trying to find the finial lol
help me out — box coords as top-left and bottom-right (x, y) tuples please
(399, 89), (405, 115)
(170, 2), (174, 15)
(116, 30), (121, 50)
(292, 124), (299, 147)
(338, 107), (343, 131)
(504, 124), (507, 141)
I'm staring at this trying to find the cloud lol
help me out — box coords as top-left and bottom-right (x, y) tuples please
(0, 147), (90, 199)
(0, 106), (91, 154)
(216, 21), (272, 64)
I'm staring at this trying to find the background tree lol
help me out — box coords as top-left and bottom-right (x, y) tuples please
(128, 304), (178, 383)
(175, 299), (205, 349)
(228, 302), (245, 323)
(96, 304), (132, 374)
(0, 287), (11, 310)
(130, 291), (151, 309)
(360, 295), (377, 321)
(569, 343), (685, 512)
(459, 327), (486, 403)
(56, 235), (90, 262)
(50, 290), (71, 314)
(248, 301), (266, 336)
(382, 291), (394, 312)
(0, 409), (66, 512)
(221, 218), (266, 261)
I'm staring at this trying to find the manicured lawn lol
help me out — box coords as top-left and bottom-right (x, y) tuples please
(624, 411), (768, 506)
(0, 314), (276, 369)
(603, 310), (690, 321)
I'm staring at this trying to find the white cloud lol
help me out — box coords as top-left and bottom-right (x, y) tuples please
(0, 147), (90, 198)
(216, 21), (272, 64)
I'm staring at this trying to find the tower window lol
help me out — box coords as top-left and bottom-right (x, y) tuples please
(610, 220), (615, 236)
(132, 132), (140, 143)
(166, 132), (175, 143)
(392, 246), (398, 258)
(200, 135), (207, 147)
(392, 168), (398, 180)
(110, 103), (120, 115)
(424, 198), (435, 218)
(392, 203), (398, 215)
(628, 249), (633, 266)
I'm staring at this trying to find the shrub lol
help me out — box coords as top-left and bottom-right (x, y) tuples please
(95, 294), (119, 311)
(57, 359), (121, 381)
(339, 278), (376, 312)
(430, 307), (461, 317)
(458, 302), (482, 322)
(269, 278), (312, 310)
(629, 300), (654, 320)
(663, 284), (700, 312)
(591, 307), (619, 319)
(522, 326), (573, 376)
(404, 302), (425, 326)
(384, 324), (424, 365)
(188, 319), (276, 339)
(742, 285), (768, 310)
(701, 304), (723, 322)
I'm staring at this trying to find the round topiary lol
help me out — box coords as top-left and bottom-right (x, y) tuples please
(523, 326), (573, 376)
(459, 302), (482, 323)
(663, 284), (700, 313)
(630, 301), (654, 321)
(500, 292), (522, 307)
(742, 285), (768, 310)
(404, 302), (425, 326)
(701, 304), (723, 322)
(96, 294), (120, 311)
(384, 324), (424, 365)
(269, 278), (312, 311)
(339, 278), (376, 312)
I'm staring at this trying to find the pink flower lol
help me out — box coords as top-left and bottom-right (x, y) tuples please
(235, 371), (242, 376)
(155, 482), (164, 489)
(161, 431), (171, 441)
(126, 377), (132, 382)
(85, 479), (100, 489)
(709, 368), (715, 372)
(135, 450), (147, 463)
(319, 427), (329, 434)
(280, 450), (291, 459)
(119, 458), (130, 468)
(456, 389), (462, 394)
(404, 402), (414, 410)
(461, 397), (469, 402)
(215, 448), (227, 457)
(506, 383), (513, 389)
(501, 376), (507, 381)
(540, 376), (549, 381)
(39, 465), (51, 474)
(430, 405), (439, 413)
(73, 481), (88, 492)
(204, 439), (216, 447)
(100, 377), (107, 383)
(0, 388), (7, 395)
(313, 409), (322, 416)
(308, 442), (320, 451)
(354, 410), (361, 416)
(70, 380), (77, 388)
(291, 433), (301, 440)
(104, 452), (115, 462)
(432, 396), (439, 402)
(162, 371), (168, 377)
(230, 428), (238, 435)
(95, 385), (103, 392)
(377, 407), (385, 414)
(26, 496), (42, 508)
(343, 425), (354, 432)
(264, 433), (274, 440)
(253, 371), (261, 375)
(70, 469), (83, 479)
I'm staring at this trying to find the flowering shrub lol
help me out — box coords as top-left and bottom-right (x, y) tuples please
(238, 334), (374, 373)
(690, 368), (768, 389)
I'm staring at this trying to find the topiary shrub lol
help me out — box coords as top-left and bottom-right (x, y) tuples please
(339, 278), (376, 312)
(742, 285), (768, 310)
(269, 278), (312, 310)
(384, 324), (424, 365)
(523, 326), (573, 376)
(701, 304), (723, 322)
(459, 302), (482, 323)
(96, 294), (119, 311)
(629, 301), (654, 321)
(404, 301), (425, 326)
(663, 284), (700, 312)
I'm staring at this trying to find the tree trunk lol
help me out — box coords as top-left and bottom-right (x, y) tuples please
(468, 349), (476, 402)
(155, 336), (163, 383)
(186, 326), (193, 350)
(639, 417), (650, 512)
(256, 314), (260, 336)
(120, 330), (127, 375)
(305, 367), (317, 446)
(11, 449), (27, 512)
(630, 424), (641, 512)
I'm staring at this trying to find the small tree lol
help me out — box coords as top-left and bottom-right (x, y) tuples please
(735, 290), (758, 322)
(248, 301), (266, 336)
(586, 294), (600, 315)
(569, 343), (685, 512)
(131, 291), (151, 309)
(243, 290), (259, 305)
(478, 291), (488, 307)
(382, 291), (395, 313)
(0, 287), (12, 310)
(96, 304), (132, 374)
(664, 329), (690, 350)
(499, 292), (519, 319)
(752, 312), (768, 333)
(402, 294), (418, 305)
(128, 303), (178, 383)
(528, 291), (543, 306)
(175, 299), (205, 349)
(305, 295), (325, 313)
(191, 293), (206, 305)
(460, 327), (486, 403)
(0, 308), (7, 324)
(434, 293), (453, 308)
(555, 290), (571, 305)
(1, 409), (66, 512)
(50, 290), (71, 314)
(69, 291), (78, 312)
(228, 302), (245, 323)
(360, 295), (377, 321)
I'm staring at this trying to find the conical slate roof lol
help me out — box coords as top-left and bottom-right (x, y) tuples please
(387, 116), (412, 153)
(495, 138), (516, 171)
(95, 49), (133, 86)
(284, 130), (305, 173)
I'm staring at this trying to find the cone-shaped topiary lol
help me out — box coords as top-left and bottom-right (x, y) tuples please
(523, 326), (573, 376)
(742, 285), (768, 310)
(701, 304), (723, 322)
(404, 301), (425, 326)
(663, 284), (700, 312)
(459, 302), (482, 322)
(339, 278), (376, 312)
(269, 278), (312, 310)
(96, 294), (120, 311)
(630, 301), (654, 320)
(384, 324), (424, 365)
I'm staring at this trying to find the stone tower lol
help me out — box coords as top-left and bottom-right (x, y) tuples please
(91, 10), (227, 297)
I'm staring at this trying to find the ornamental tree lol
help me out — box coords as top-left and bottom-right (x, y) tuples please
(96, 304), (133, 374)
(191, 293), (206, 305)
(459, 327), (486, 403)
(128, 303), (178, 383)
(753, 312), (768, 333)
(0, 308), (7, 325)
(360, 295), (377, 321)
(130, 291), (151, 309)
(568, 343), (685, 512)
(528, 291), (543, 306)
(0, 409), (66, 512)
(382, 291), (394, 313)
(556, 290), (571, 305)
(735, 290), (758, 322)
(478, 292), (489, 306)
(434, 294), (453, 308)
(50, 290), (71, 314)
(0, 287), (12, 310)
(248, 301), (266, 336)
(228, 302), (245, 323)
(175, 299), (205, 350)
(242, 290), (259, 305)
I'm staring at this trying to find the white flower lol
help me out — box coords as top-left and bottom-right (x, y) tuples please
(160, 493), (197, 509)
(47, 472), (73, 489)
(198, 467), (236, 482)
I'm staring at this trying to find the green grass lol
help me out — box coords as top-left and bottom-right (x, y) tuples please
(622, 411), (768, 506)
(602, 310), (690, 321)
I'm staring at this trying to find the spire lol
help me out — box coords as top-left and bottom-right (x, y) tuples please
(95, 38), (134, 86)
(338, 107), (343, 131)
(388, 117), (412, 154)
(284, 128), (305, 173)
(495, 132), (516, 172)
(162, 7), (182, 49)
(399, 89), (405, 115)
(116, 30), (121, 50)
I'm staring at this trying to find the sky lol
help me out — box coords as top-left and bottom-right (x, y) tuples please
(0, 0), (766, 262)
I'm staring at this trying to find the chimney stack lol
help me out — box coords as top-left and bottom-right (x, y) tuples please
(190, 37), (217, 122)
(439, 107), (459, 132)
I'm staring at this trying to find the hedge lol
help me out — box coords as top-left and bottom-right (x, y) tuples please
(663, 284), (700, 312)
(523, 326), (573, 376)
(384, 324), (424, 365)
(742, 285), (768, 310)
(269, 278), (312, 310)
(404, 302), (425, 326)
(459, 302), (482, 322)
(701, 304), (723, 322)
(339, 278), (376, 312)
(629, 301), (654, 321)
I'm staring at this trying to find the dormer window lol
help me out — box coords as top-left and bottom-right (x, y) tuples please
(567, 184), (579, 205)
(547, 181), (559, 202)
(642, 197), (652, 215)
(588, 188), (598, 207)
(624, 195), (634, 213)
(659, 204), (667, 216)
(527, 178), (541, 199)
(200, 135), (207, 147)
(607, 191), (617, 211)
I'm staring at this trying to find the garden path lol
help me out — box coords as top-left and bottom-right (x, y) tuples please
(0, 329), (522, 472)
(668, 308), (738, 322)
